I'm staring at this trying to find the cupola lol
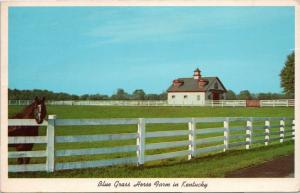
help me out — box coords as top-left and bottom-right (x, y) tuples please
(193, 68), (201, 80)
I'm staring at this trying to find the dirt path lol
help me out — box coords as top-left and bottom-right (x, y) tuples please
(225, 154), (294, 178)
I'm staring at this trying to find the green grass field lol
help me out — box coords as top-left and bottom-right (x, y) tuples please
(8, 106), (294, 178)
(9, 106), (295, 119)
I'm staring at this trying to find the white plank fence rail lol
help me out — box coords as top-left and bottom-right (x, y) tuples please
(8, 99), (295, 107)
(56, 145), (138, 157)
(8, 116), (295, 173)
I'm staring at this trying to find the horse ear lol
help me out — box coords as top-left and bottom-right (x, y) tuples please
(41, 97), (46, 102)
(34, 96), (39, 102)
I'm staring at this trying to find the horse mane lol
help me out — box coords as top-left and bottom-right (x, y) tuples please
(11, 102), (34, 119)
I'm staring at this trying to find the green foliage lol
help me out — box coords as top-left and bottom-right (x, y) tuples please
(226, 90), (236, 100)
(237, 90), (252, 100)
(159, 92), (167, 100)
(8, 89), (75, 100)
(8, 87), (290, 101)
(280, 51), (295, 98)
(8, 88), (167, 101)
(257, 92), (287, 100)
(111, 88), (130, 100)
(145, 94), (161, 100)
(225, 90), (287, 100)
(132, 89), (146, 100)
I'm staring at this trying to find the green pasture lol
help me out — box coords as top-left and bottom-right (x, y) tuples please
(8, 106), (294, 177)
(8, 105), (295, 119)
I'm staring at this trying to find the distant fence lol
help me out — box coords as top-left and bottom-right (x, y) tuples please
(8, 116), (294, 173)
(8, 99), (295, 107)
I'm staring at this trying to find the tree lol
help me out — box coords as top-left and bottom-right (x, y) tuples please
(257, 92), (271, 100)
(238, 90), (252, 100)
(111, 89), (129, 100)
(132, 89), (146, 100)
(280, 51), (294, 98)
(80, 94), (90, 100)
(145, 94), (160, 100)
(226, 90), (236, 100)
(159, 92), (167, 100)
(257, 92), (285, 100)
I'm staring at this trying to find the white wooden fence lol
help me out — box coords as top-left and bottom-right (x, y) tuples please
(8, 116), (295, 173)
(8, 99), (295, 107)
(260, 99), (295, 107)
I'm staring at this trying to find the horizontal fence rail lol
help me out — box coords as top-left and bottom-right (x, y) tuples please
(56, 145), (138, 157)
(8, 136), (47, 144)
(8, 116), (295, 172)
(55, 157), (137, 170)
(8, 150), (47, 158)
(55, 133), (137, 143)
(8, 99), (294, 107)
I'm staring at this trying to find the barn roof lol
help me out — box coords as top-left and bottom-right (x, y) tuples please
(167, 77), (227, 92)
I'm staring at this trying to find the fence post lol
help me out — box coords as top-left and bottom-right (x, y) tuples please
(137, 118), (145, 165)
(223, 118), (229, 151)
(280, 118), (285, 143)
(46, 115), (56, 172)
(292, 120), (295, 140)
(188, 118), (196, 160)
(265, 119), (270, 146)
(246, 118), (253, 149)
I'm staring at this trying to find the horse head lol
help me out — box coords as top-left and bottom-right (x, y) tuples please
(32, 96), (47, 124)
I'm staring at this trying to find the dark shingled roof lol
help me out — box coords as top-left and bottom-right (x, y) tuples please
(167, 77), (227, 92)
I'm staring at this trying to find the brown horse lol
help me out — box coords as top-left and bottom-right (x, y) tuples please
(8, 96), (47, 164)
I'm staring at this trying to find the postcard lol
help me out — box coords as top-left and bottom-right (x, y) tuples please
(0, 0), (299, 192)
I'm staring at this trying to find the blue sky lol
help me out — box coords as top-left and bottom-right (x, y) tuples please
(9, 6), (294, 95)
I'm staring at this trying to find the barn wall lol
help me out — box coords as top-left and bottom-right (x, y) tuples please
(167, 92), (205, 105)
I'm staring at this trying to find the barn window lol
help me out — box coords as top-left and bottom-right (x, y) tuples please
(184, 95), (188, 99)
(172, 95), (175, 99)
(197, 95), (200, 100)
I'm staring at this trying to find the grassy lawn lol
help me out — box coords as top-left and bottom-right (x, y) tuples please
(8, 106), (294, 177)
(9, 106), (295, 119)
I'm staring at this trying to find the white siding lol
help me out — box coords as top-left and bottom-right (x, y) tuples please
(167, 92), (205, 105)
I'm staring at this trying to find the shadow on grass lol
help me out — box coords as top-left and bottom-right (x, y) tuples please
(137, 141), (294, 170)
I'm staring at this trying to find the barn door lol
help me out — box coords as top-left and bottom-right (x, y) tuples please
(212, 92), (219, 100)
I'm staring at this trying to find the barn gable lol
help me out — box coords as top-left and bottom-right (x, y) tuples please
(205, 77), (227, 92)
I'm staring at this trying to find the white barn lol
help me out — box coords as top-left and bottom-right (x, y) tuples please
(167, 68), (227, 105)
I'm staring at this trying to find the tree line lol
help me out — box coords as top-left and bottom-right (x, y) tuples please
(8, 88), (292, 101)
(225, 90), (290, 100)
(8, 88), (167, 101)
